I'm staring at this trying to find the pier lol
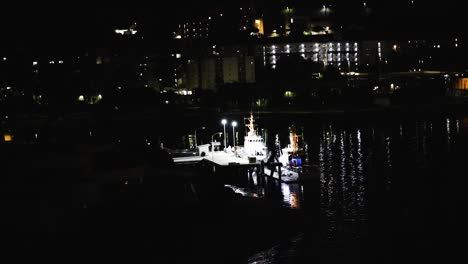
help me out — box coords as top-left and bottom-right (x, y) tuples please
(173, 151), (306, 183)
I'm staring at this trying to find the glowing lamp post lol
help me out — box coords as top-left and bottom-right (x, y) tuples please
(231, 121), (237, 148)
(221, 119), (227, 148)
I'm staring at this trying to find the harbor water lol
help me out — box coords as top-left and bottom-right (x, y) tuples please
(2, 112), (468, 263)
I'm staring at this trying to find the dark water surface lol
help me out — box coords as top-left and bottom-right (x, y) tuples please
(2, 112), (468, 263)
(243, 114), (468, 263)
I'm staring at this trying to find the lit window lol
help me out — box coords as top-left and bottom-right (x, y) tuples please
(4, 134), (13, 142)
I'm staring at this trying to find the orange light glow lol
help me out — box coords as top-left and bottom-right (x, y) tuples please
(455, 78), (468, 90)
(254, 19), (264, 35)
(4, 134), (13, 142)
(289, 193), (300, 209)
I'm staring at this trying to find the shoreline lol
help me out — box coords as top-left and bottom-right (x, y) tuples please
(3, 100), (468, 127)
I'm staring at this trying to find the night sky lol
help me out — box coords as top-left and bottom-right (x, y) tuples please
(2, 0), (464, 48)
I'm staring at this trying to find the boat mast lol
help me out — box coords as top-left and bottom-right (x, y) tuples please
(245, 113), (256, 137)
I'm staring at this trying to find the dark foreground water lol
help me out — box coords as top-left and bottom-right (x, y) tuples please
(2, 112), (468, 263)
(242, 114), (468, 263)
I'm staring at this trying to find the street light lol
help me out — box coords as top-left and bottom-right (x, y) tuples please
(221, 119), (227, 148)
(231, 121), (237, 148)
(211, 132), (223, 152)
(194, 126), (206, 148)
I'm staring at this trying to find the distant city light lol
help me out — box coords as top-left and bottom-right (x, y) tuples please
(78, 95), (85, 102)
(4, 134), (12, 142)
(2, 57), (6, 61)
(115, 29), (137, 35)
(33, 61), (38, 66)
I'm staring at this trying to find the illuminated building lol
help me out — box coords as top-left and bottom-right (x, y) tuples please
(257, 41), (398, 70)
(174, 17), (212, 39)
(453, 77), (468, 95)
(114, 22), (138, 35)
(253, 18), (264, 36)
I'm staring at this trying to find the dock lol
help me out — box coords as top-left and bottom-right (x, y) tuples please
(173, 151), (310, 183)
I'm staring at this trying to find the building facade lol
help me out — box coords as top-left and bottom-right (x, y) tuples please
(256, 40), (397, 70)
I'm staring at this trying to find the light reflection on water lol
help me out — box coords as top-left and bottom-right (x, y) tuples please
(225, 178), (306, 210)
(3, 115), (466, 262)
(317, 116), (465, 248)
(245, 116), (466, 262)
